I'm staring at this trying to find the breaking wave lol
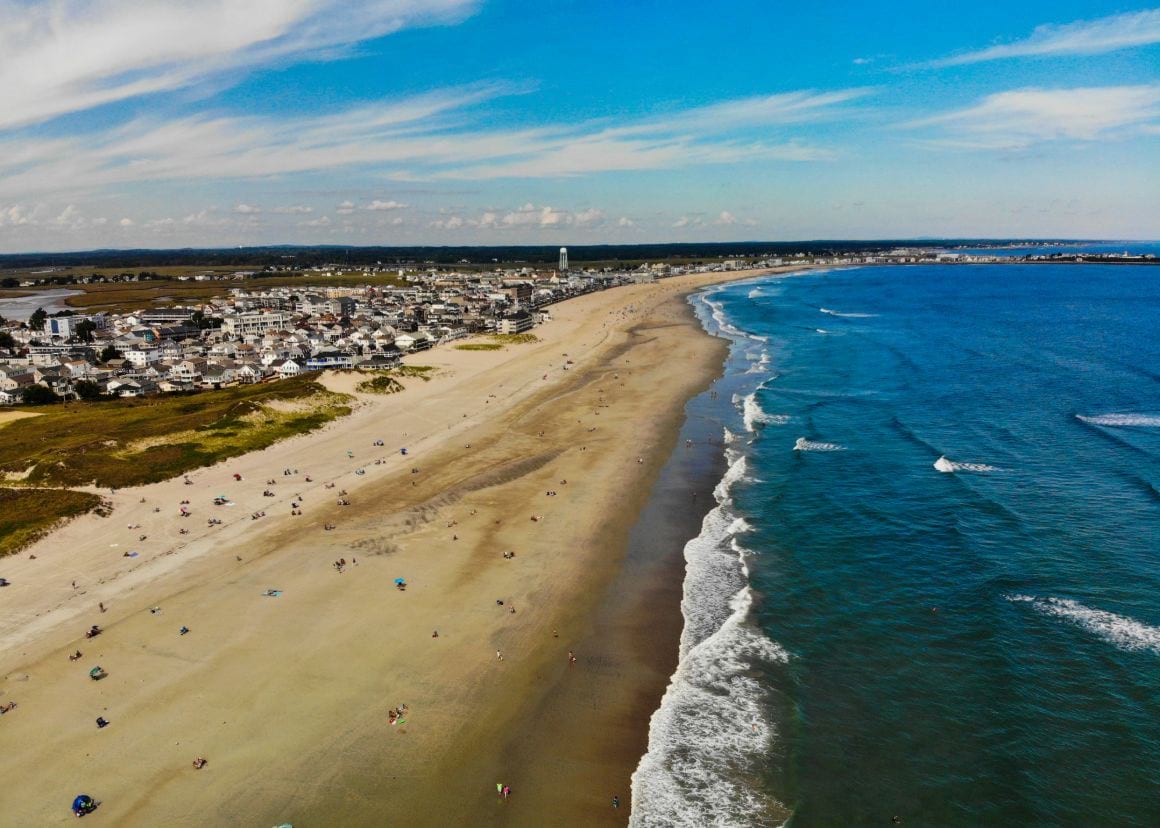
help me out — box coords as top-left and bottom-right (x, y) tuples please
(741, 394), (789, 432)
(1076, 413), (1160, 428)
(934, 456), (999, 473)
(793, 437), (846, 452)
(631, 450), (789, 826)
(746, 352), (772, 375)
(1008, 595), (1160, 656)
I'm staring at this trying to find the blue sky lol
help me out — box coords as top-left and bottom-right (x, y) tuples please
(0, 0), (1157, 251)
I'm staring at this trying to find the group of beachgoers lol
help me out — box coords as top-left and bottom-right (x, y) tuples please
(4, 341), (653, 820)
(4, 438), (425, 818)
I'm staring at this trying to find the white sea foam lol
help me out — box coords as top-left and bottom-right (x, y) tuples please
(934, 456), (999, 473)
(815, 328), (830, 334)
(723, 427), (739, 445)
(1008, 595), (1160, 655)
(746, 352), (772, 375)
(704, 296), (748, 340)
(793, 437), (846, 452)
(741, 394), (788, 431)
(632, 450), (788, 826)
(1076, 413), (1160, 428)
(748, 287), (763, 299)
(819, 307), (877, 318)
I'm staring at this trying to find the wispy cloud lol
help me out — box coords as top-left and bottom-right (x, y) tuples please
(931, 9), (1160, 67)
(906, 85), (1160, 149)
(0, 0), (479, 130)
(0, 84), (862, 200)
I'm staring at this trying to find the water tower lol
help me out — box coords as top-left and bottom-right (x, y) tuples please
(558, 247), (568, 273)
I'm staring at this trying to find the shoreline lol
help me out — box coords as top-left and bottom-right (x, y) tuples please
(0, 268), (796, 825)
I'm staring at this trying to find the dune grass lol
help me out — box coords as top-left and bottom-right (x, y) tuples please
(355, 374), (405, 394)
(0, 374), (351, 489)
(490, 333), (539, 344)
(455, 343), (504, 351)
(393, 365), (434, 380)
(0, 488), (109, 557)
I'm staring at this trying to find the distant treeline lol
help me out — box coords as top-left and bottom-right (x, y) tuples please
(0, 240), (1089, 270)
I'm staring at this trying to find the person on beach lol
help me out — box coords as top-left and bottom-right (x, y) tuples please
(612, 796), (620, 809)
(496, 650), (503, 661)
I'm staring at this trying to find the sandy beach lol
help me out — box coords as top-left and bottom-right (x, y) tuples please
(0, 268), (782, 825)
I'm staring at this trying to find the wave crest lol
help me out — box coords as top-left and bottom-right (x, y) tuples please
(934, 455), (999, 473)
(793, 437), (846, 452)
(820, 307), (877, 318)
(1008, 594), (1160, 655)
(1076, 413), (1160, 428)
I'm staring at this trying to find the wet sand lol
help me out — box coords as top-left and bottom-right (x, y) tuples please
(0, 269), (784, 825)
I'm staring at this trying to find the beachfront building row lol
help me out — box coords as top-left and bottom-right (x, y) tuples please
(0, 266), (631, 404)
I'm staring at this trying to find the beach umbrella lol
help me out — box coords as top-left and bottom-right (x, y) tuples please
(394, 578), (406, 585)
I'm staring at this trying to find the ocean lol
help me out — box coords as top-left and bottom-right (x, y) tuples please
(631, 263), (1160, 826)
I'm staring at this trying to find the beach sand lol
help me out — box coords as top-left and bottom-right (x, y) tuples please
(0, 268), (780, 825)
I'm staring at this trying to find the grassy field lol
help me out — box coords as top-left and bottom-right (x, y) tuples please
(0, 374), (351, 489)
(454, 343), (504, 351)
(0, 487), (109, 557)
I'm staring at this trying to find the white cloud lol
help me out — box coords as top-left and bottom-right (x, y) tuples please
(933, 9), (1160, 67)
(712, 211), (757, 227)
(182, 208), (231, 226)
(574, 208), (605, 227)
(429, 214), (465, 229)
(365, 199), (407, 211)
(233, 203), (261, 214)
(299, 215), (332, 227)
(617, 216), (636, 228)
(672, 216), (704, 229)
(272, 205), (313, 214)
(0, 0), (479, 131)
(118, 218), (134, 227)
(908, 85), (1160, 149)
(336, 200), (356, 215)
(0, 83), (858, 202)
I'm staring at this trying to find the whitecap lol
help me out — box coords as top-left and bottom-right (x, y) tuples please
(793, 437), (846, 452)
(819, 307), (877, 318)
(934, 455), (999, 473)
(1076, 413), (1160, 428)
(1008, 594), (1160, 656)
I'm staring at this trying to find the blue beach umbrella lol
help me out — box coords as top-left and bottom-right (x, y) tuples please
(394, 578), (406, 585)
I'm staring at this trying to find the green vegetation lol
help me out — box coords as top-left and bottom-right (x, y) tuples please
(490, 333), (539, 344)
(0, 374), (351, 488)
(393, 365), (434, 381)
(0, 488), (109, 557)
(455, 333), (538, 351)
(355, 374), (405, 394)
(20, 385), (58, 405)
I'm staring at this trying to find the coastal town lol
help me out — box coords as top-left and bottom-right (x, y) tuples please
(2, 244), (1154, 405)
(0, 256), (631, 404)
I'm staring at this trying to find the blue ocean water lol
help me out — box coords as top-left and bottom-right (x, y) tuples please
(632, 264), (1160, 827)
